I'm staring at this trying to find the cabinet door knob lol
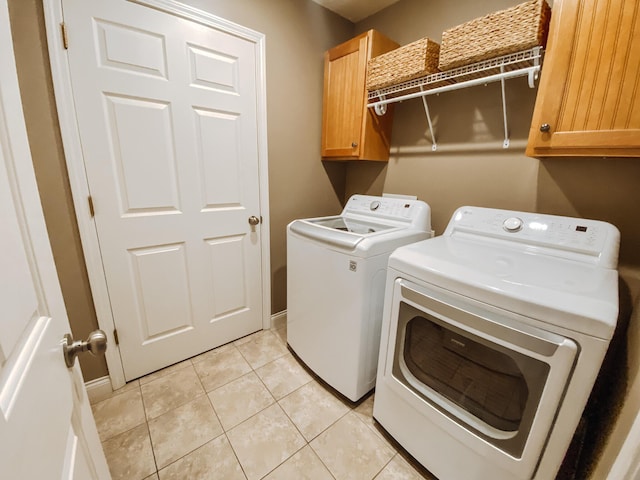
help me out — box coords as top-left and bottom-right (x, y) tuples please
(351, 142), (358, 148)
(540, 123), (551, 133)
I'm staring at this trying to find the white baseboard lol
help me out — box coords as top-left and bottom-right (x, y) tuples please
(85, 376), (113, 404)
(271, 310), (287, 329)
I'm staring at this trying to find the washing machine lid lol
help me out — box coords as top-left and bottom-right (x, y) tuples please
(287, 195), (433, 254)
(389, 206), (621, 339)
(308, 216), (396, 234)
(289, 217), (398, 250)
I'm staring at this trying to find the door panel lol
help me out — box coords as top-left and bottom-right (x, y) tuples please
(95, 20), (167, 78)
(207, 234), (248, 318)
(0, 165), (38, 356)
(189, 45), (239, 92)
(0, 0), (109, 474)
(129, 243), (194, 339)
(64, 0), (263, 380)
(107, 95), (180, 214)
(195, 108), (243, 207)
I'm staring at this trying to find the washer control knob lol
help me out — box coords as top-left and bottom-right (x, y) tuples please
(370, 200), (380, 211)
(503, 217), (523, 232)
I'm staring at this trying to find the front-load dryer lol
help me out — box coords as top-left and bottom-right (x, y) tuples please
(374, 206), (620, 480)
(287, 194), (433, 401)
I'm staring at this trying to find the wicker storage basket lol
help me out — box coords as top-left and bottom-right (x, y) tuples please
(367, 37), (440, 91)
(438, 0), (551, 71)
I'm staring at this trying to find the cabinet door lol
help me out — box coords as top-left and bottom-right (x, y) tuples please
(322, 34), (368, 158)
(527, 0), (640, 157)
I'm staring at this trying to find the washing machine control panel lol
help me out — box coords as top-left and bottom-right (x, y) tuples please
(447, 207), (620, 267)
(344, 195), (431, 226)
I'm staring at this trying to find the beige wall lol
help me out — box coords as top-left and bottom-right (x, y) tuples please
(591, 268), (640, 478)
(537, 158), (640, 265)
(353, 0), (541, 233)
(8, 0), (108, 381)
(8, 0), (353, 381)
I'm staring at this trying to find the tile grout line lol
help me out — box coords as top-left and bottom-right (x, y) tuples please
(96, 382), (160, 480)
(136, 377), (158, 479)
(101, 329), (425, 480)
(193, 344), (251, 392)
(134, 380), (159, 479)
(258, 443), (308, 480)
(304, 408), (352, 478)
(261, 328), (354, 479)
(140, 361), (211, 478)
(141, 364), (210, 423)
(227, 329), (314, 479)
(98, 332), (283, 479)
(204, 332), (291, 479)
(93, 386), (145, 444)
(90, 378), (141, 407)
(224, 430), (250, 480)
(162, 356), (245, 478)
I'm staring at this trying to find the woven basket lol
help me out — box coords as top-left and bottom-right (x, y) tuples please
(366, 37), (440, 91)
(438, 0), (551, 71)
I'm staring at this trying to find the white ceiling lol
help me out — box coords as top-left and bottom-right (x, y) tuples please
(310, 0), (402, 22)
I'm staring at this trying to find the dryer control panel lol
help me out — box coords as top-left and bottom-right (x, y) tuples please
(446, 207), (620, 268)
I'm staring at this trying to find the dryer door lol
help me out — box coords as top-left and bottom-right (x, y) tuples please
(387, 279), (578, 460)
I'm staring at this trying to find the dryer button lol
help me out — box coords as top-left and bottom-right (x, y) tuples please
(503, 217), (523, 232)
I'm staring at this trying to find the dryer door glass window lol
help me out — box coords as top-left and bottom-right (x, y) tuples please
(392, 300), (550, 457)
(403, 317), (529, 432)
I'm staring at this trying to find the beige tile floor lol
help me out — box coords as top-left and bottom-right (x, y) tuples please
(91, 326), (435, 480)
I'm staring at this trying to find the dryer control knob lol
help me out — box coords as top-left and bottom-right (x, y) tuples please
(370, 201), (381, 211)
(503, 217), (523, 232)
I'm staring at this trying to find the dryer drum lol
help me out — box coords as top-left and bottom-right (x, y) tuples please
(403, 317), (528, 432)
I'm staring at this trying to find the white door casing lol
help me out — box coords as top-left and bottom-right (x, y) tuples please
(44, 0), (271, 384)
(0, 0), (110, 476)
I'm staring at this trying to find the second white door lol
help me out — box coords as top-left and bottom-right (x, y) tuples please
(63, 0), (265, 380)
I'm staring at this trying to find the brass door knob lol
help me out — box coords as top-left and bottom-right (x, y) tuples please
(248, 216), (260, 226)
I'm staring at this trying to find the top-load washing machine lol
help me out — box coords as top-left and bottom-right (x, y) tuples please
(287, 194), (432, 401)
(373, 206), (620, 480)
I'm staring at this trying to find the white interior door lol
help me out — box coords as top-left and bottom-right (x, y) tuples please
(0, 0), (110, 476)
(62, 0), (265, 380)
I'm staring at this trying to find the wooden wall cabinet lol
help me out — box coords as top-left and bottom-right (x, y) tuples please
(526, 0), (640, 157)
(322, 30), (399, 161)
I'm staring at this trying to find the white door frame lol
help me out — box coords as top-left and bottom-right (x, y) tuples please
(42, 0), (271, 389)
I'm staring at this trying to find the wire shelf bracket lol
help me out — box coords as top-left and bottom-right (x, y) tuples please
(367, 47), (543, 150)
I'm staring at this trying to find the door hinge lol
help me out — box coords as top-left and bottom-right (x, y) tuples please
(88, 195), (95, 217)
(60, 22), (69, 50)
(113, 328), (120, 346)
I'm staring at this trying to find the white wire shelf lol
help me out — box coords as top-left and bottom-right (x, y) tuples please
(366, 47), (543, 150)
